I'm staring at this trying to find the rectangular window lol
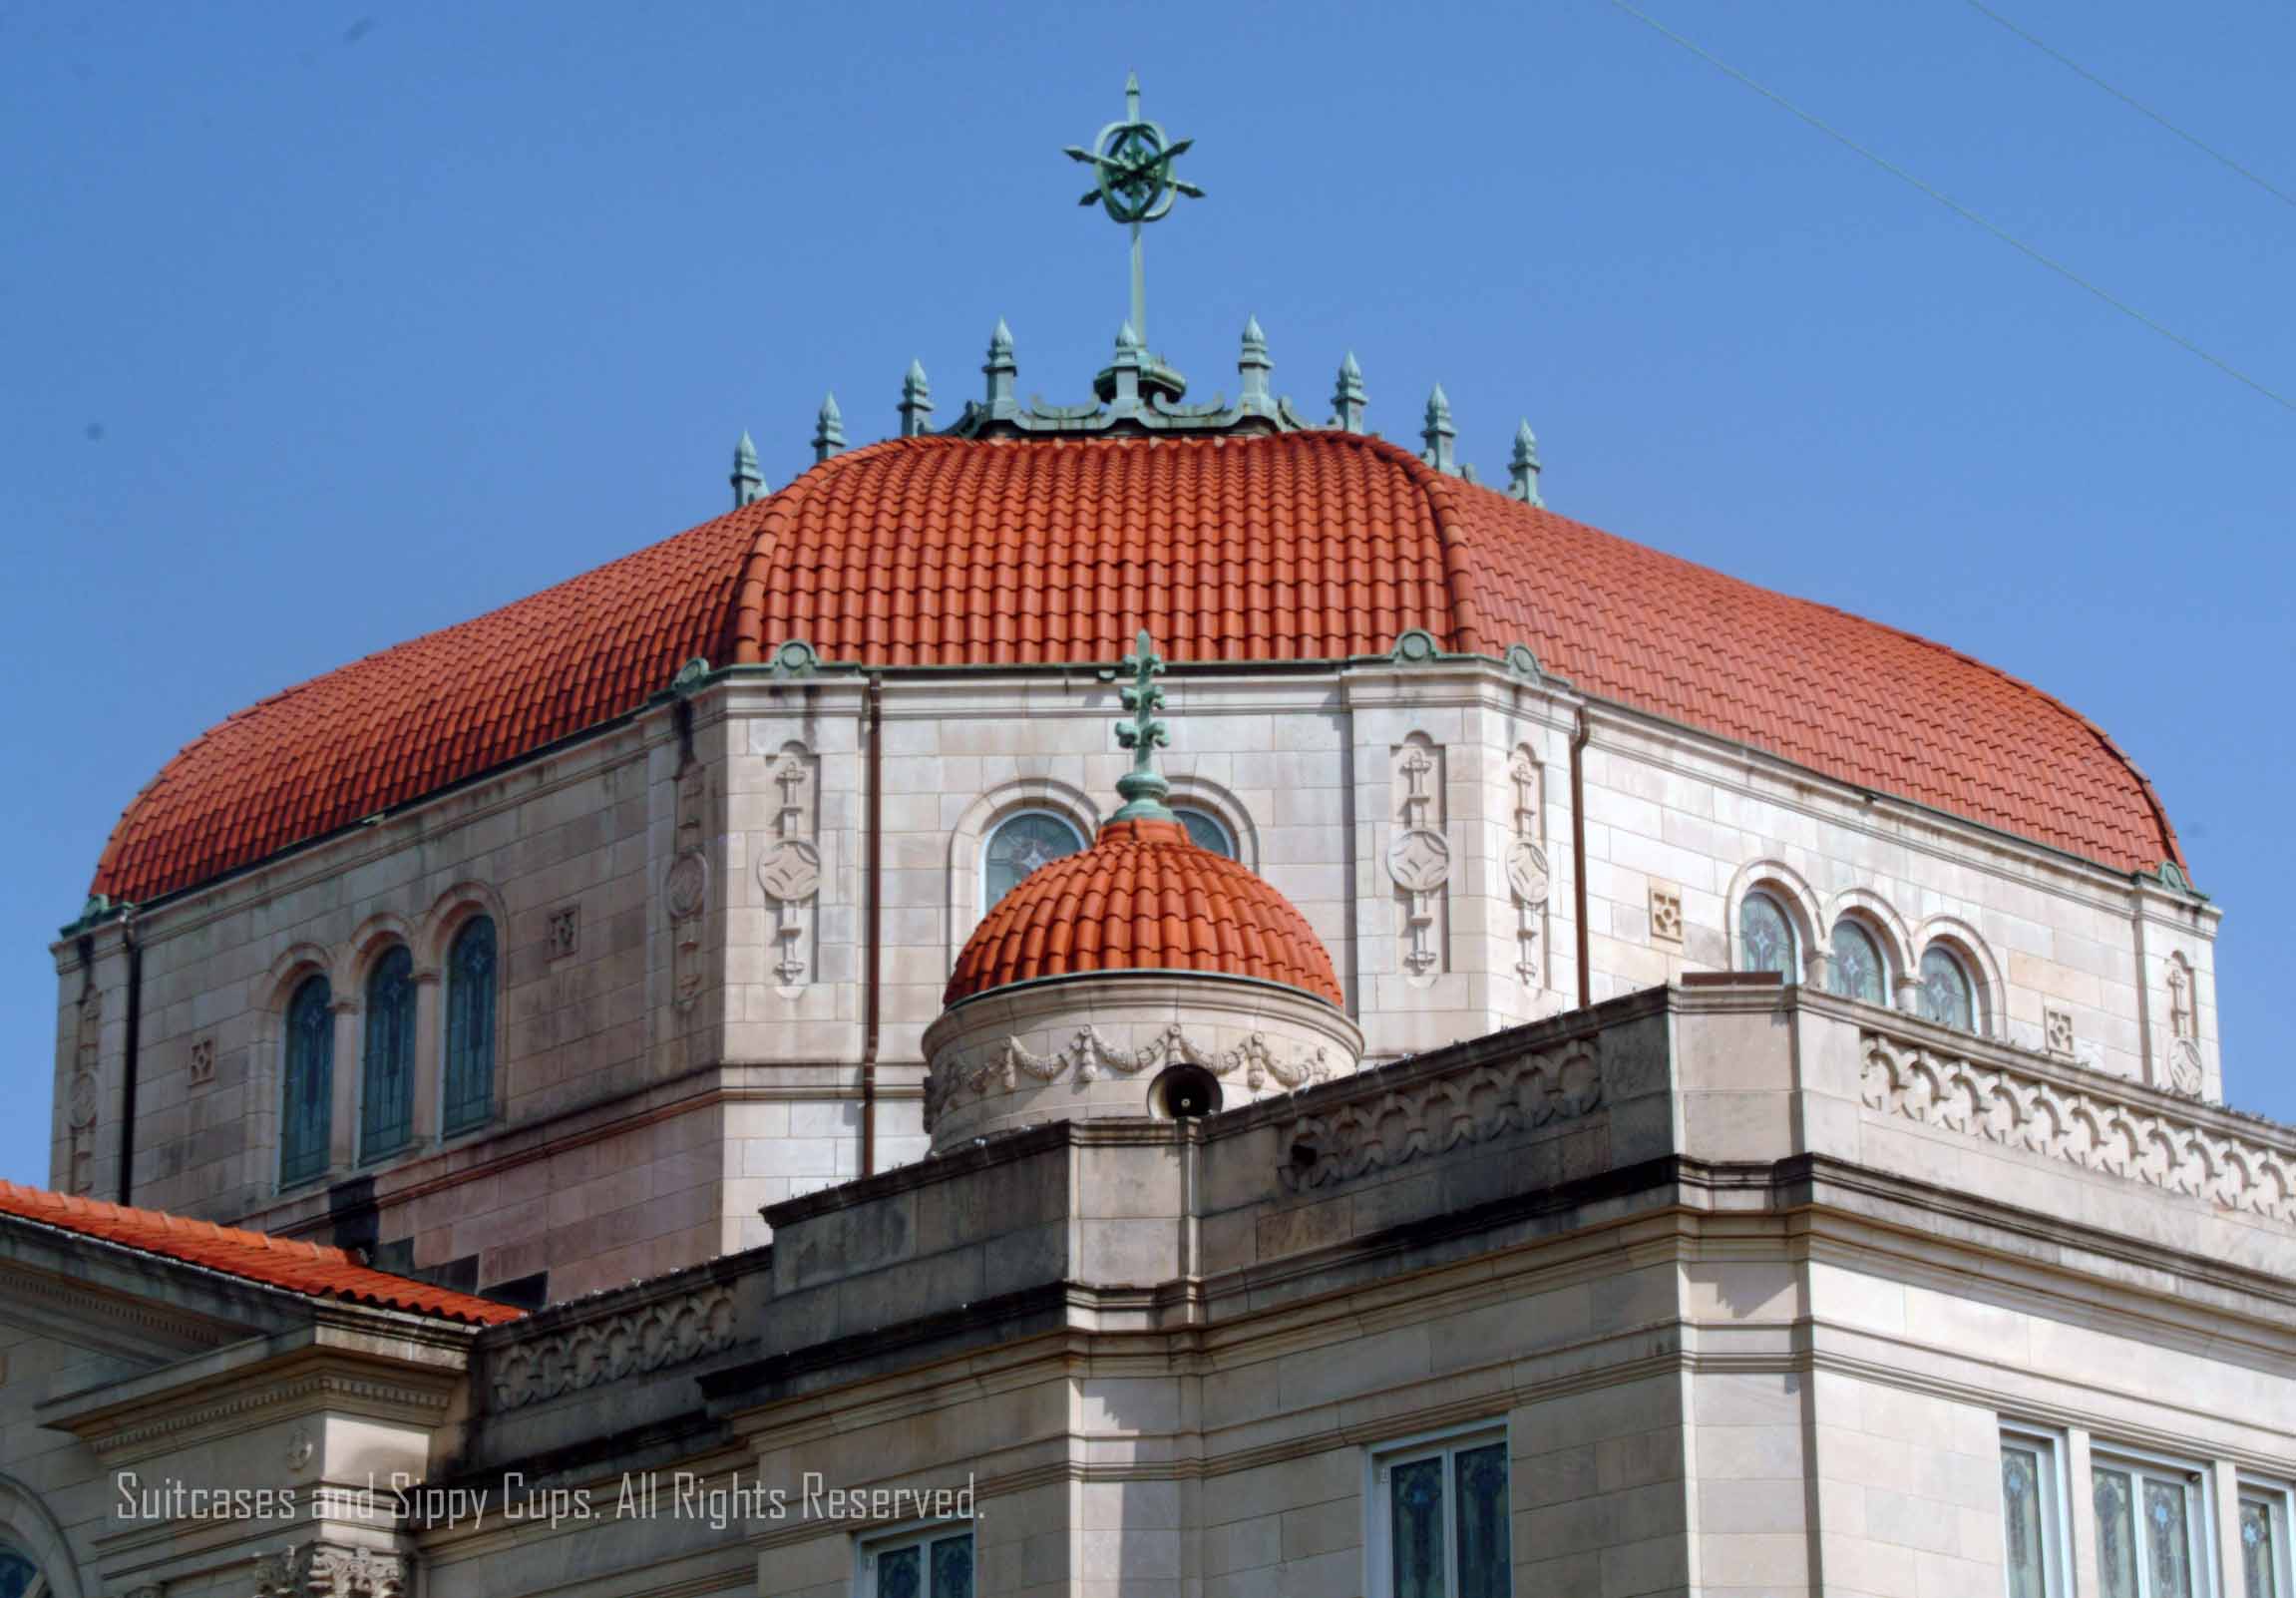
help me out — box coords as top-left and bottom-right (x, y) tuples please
(857, 1524), (972, 1598)
(2241, 1482), (2293, 1598)
(1370, 1425), (1511, 1598)
(2001, 1426), (2070, 1598)
(2093, 1450), (2214, 1598)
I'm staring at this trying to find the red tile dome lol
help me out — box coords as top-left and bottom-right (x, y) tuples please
(944, 816), (1344, 1007)
(89, 431), (2185, 904)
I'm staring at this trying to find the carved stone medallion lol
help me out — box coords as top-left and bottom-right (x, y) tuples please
(1386, 828), (1452, 894)
(756, 838), (822, 903)
(68, 1068), (99, 1131)
(1505, 840), (1551, 907)
(663, 851), (710, 921)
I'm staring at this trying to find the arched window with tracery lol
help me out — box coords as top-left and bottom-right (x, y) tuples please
(1173, 806), (1235, 859)
(1919, 946), (1977, 1031)
(1738, 891), (1797, 981)
(1828, 920), (1887, 1004)
(280, 975), (333, 1187)
(982, 811), (1085, 908)
(443, 916), (497, 1136)
(360, 946), (417, 1161)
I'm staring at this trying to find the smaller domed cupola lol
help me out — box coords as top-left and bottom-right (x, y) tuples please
(923, 632), (1363, 1148)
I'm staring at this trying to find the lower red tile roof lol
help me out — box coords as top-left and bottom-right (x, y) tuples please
(0, 1181), (524, 1326)
(946, 815), (1345, 1005)
(90, 432), (2182, 903)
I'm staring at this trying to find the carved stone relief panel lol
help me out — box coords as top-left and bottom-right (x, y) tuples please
(1387, 734), (1450, 981)
(755, 742), (822, 988)
(2162, 954), (2202, 1096)
(1649, 883), (1684, 945)
(547, 906), (579, 960)
(2044, 1006), (2076, 1059)
(188, 1035), (216, 1088)
(69, 985), (100, 1194)
(1505, 746), (1551, 996)
(666, 764), (711, 1010)
(253, 1542), (407, 1598)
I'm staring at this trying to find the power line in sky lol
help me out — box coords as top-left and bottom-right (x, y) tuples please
(1963, 0), (2296, 211)
(1604, 0), (2294, 415)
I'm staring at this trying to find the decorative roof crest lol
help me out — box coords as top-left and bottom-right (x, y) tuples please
(1110, 628), (1174, 823)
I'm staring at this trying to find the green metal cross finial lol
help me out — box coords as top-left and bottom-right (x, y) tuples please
(1063, 73), (1203, 352)
(1111, 628), (1174, 822)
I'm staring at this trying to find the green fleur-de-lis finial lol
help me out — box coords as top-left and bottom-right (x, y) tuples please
(1111, 628), (1174, 822)
(1063, 73), (1203, 352)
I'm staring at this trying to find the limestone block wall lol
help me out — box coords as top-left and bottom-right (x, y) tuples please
(49, 650), (2227, 1306)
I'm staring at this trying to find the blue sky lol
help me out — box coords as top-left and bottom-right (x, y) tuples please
(3, 0), (2289, 1186)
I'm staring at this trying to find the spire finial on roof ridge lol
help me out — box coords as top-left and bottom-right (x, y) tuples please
(1509, 419), (1544, 507)
(899, 359), (935, 438)
(731, 430), (766, 509)
(1111, 628), (1174, 823)
(1239, 315), (1272, 408)
(1062, 72), (1202, 352)
(1332, 351), (1367, 433)
(812, 393), (846, 466)
(983, 319), (1017, 417)
(1421, 383), (1457, 475)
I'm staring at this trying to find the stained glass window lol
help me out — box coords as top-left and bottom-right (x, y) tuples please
(443, 917), (497, 1136)
(280, 975), (334, 1187)
(361, 946), (417, 1161)
(1922, 946), (1977, 1031)
(2097, 1468), (2139, 1598)
(1174, 806), (1236, 858)
(983, 811), (1084, 908)
(2003, 1443), (2050, 1598)
(1739, 892), (1797, 981)
(2245, 1495), (2284, 1598)
(1829, 921), (1886, 1003)
(2095, 1461), (2206, 1598)
(0, 1546), (42, 1598)
(1380, 1431), (1510, 1598)
(864, 1528), (970, 1597)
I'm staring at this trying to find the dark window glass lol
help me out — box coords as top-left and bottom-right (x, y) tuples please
(443, 917), (497, 1135)
(361, 947), (417, 1160)
(280, 976), (333, 1186)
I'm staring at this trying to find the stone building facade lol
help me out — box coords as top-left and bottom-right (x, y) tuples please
(5, 208), (2280, 1597)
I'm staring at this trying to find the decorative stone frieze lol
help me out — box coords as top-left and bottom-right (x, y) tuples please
(1388, 735), (1450, 979)
(1281, 1037), (1602, 1190)
(252, 1543), (406, 1598)
(755, 742), (822, 987)
(927, 1021), (1333, 1128)
(1858, 1028), (2296, 1224)
(489, 1283), (738, 1412)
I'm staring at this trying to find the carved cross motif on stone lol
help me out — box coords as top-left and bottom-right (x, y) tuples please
(189, 1036), (216, 1087)
(774, 760), (808, 837)
(548, 907), (579, 959)
(1398, 747), (1435, 825)
(2044, 1006), (2076, 1057)
(1650, 886), (1684, 945)
(2166, 962), (2194, 1040)
(1509, 753), (1539, 836)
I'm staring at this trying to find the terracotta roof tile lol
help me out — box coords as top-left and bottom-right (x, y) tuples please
(0, 1180), (524, 1326)
(91, 432), (2180, 903)
(946, 816), (1344, 1006)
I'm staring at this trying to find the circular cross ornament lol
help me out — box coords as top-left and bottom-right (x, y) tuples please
(1064, 75), (1204, 226)
(1507, 840), (1552, 907)
(1386, 828), (1453, 894)
(757, 839), (822, 904)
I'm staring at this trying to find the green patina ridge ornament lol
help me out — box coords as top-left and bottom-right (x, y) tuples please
(1111, 628), (1175, 823)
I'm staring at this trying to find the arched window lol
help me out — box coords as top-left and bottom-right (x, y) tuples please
(1828, 920), (1887, 1004)
(1738, 892), (1797, 981)
(983, 811), (1084, 908)
(443, 916), (497, 1136)
(360, 946), (417, 1161)
(1920, 946), (1976, 1031)
(0, 1543), (48, 1598)
(280, 975), (333, 1187)
(1173, 806), (1235, 858)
